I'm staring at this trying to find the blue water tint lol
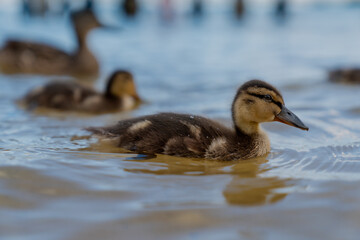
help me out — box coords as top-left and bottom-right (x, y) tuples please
(1, 2), (360, 240)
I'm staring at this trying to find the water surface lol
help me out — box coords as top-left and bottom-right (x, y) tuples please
(1, 4), (360, 240)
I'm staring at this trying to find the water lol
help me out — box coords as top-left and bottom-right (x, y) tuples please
(1, 3), (360, 240)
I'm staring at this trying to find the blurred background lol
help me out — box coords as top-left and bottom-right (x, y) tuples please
(1, 1), (360, 240)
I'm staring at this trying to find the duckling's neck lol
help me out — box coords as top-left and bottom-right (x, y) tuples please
(234, 120), (261, 136)
(231, 96), (264, 136)
(234, 121), (271, 157)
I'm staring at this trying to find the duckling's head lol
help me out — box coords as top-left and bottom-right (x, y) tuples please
(105, 70), (141, 102)
(71, 9), (102, 34)
(232, 80), (308, 134)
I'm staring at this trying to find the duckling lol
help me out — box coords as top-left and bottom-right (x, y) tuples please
(328, 68), (360, 84)
(22, 0), (49, 17)
(234, 0), (245, 19)
(0, 9), (103, 79)
(87, 80), (308, 160)
(121, 0), (138, 17)
(85, 0), (94, 11)
(275, 0), (287, 18)
(20, 70), (141, 113)
(192, 0), (203, 16)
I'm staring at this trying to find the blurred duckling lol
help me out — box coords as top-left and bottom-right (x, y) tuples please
(121, 0), (138, 17)
(0, 9), (103, 79)
(87, 80), (308, 160)
(328, 68), (360, 84)
(21, 70), (141, 114)
(275, 0), (287, 18)
(85, 0), (94, 10)
(22, 0), (48, 17)
(234, 0), (245, 19)
(192, 0), (203, 16)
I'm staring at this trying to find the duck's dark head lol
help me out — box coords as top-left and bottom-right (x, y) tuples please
(71, 9), (102, 35)
(232, 79), (308, 134)
(105, 70), (141, 103)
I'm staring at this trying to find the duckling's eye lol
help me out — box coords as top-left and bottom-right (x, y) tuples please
(263, 94), (272, 101)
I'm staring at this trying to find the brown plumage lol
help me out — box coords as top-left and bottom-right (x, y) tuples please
(87, 80), (308, 161)
(328, 68), (360, 84)
(20, 70), (141, 114)
(0, 9), (103, 79)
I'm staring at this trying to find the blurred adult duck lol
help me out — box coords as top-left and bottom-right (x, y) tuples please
(20, 70), (142, 114)
(87, 80), (308, 160)
(0, 9), (105, 79)
(328, 68), (360, 84)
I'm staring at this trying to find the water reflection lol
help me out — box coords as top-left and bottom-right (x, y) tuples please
(3, 1), (360, 239)
(115, 153), (293, 206)
(224, 176), (292, 206)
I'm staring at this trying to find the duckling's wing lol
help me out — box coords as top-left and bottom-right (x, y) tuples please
(24, 82), (97, 110)
(0, 40), (71, 74)
(87, 112), (234, 157)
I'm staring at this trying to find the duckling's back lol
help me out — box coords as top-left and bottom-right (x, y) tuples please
(87, 112), (261, 160)
(23, 81), (97, 110)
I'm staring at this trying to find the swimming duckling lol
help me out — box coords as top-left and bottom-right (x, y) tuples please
(21, 70), (141, 113)
(0, 9), (103, 79)
(87, 80), (308, 160)
(328, 68), (360, 84)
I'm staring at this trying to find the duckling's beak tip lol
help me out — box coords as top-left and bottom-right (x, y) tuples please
(275, 106), (309, 132)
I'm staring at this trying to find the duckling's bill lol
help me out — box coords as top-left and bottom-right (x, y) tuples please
(274, 106), (309, 131)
